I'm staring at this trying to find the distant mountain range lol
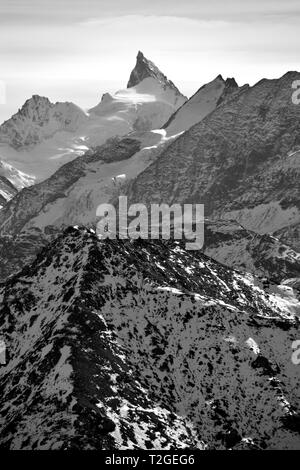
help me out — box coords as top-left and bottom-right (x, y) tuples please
(0, 51), (186, 183)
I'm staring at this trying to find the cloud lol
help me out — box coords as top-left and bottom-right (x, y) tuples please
(1, 0), (300, 26)
(0, 12), (299, 81)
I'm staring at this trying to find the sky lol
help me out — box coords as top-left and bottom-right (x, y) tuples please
(0, 0), (299, 123)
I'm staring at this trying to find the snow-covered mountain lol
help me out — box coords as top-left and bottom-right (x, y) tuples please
(0, 95), (89, 180)
(0, 52), (186, 181)
(0, 227), (299, 449)
(0, 95), (88, 149)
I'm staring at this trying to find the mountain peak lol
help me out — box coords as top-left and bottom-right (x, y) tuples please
(213, 75), (239, 89)
(127, 51), (186, 98)
(21, 94), (51, 109)
(224, 77), (238, 88)
(215, 74), (224, 81)
(137, 50), (145, 60)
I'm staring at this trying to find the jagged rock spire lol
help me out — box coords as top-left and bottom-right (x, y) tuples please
(127, 51), (186, 98)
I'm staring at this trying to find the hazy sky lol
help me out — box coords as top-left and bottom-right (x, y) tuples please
(0, 0), (299, 123)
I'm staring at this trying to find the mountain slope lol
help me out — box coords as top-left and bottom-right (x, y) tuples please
(89, 76), (186, 134)
(0, 127), (299, 284)
(163, 75), (241, 136)
(0, 227), (299, 449)
(0, 132), (183, 280)
(126, 72), (300, 244)
(0, 71), (299, 284)
(0, 159), (34, 190)
(203, 219), (300, 284)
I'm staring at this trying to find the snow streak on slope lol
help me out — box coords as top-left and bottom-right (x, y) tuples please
(0, 160), (34, 208)
(0, 160), (34, 190)
(0, 175), (17, 208)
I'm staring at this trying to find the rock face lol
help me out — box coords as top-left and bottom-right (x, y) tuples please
(126, 72), (300, 246)
(0, 227), (299, 449)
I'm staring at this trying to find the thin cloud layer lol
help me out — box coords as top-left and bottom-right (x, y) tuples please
(0, 1), (299, 123)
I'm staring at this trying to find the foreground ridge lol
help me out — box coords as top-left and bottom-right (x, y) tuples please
(0, 227), (299, 449)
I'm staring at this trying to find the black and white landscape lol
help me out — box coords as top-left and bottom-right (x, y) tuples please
(0, 0), (299, 451)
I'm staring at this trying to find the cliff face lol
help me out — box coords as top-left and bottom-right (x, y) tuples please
(0, 227), (299, 449)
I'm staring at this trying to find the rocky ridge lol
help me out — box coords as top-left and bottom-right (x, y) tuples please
(0, 227), (299, 449)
